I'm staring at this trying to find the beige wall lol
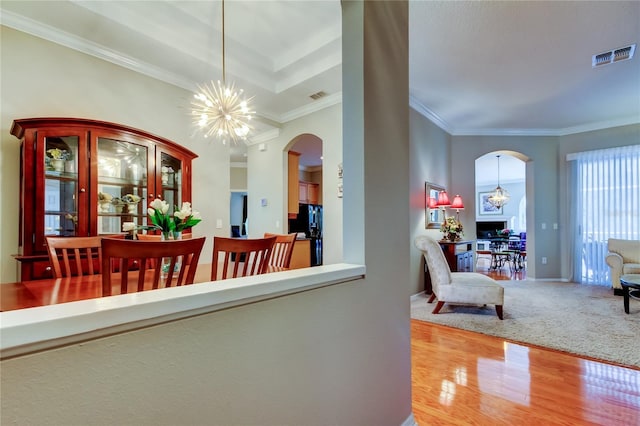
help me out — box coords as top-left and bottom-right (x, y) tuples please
(409, 108), (450, 294)
(448, 126), (639, 281)
(1, 2), (414, 424)
(230, 165), (247, 191)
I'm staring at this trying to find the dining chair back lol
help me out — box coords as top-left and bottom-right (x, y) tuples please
(211, 236), (277, 281)
(101, 237), (206, 296)
(264, 233), (297, 269)
(46, 236), (105, 278)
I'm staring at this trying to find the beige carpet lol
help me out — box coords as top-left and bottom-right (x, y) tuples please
(411, 280), (640, 368)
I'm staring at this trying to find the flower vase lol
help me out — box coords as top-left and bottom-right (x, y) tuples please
(126, 202), (138, 214)
(51, 159), (64, 172)
(160, 232), (182, 278)
(447, 233), (458, 242)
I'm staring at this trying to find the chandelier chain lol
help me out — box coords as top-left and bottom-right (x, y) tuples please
(221, 0), (225, 84)
(191, 0), (254, 144)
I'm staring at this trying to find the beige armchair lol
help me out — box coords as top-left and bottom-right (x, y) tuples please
(605, 239), (640, 291)
(415, 234), (504, 319)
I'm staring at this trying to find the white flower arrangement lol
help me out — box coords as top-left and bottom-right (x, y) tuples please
(440, 216), (463, 239)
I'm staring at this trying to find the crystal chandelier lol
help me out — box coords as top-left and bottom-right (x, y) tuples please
(487, 155), (510, 208)
(191, 0), (254, 144)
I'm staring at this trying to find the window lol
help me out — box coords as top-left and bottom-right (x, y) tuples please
(568, 145), (640, 285)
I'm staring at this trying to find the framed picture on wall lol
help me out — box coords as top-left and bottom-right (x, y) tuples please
(478, 192), (502, 215)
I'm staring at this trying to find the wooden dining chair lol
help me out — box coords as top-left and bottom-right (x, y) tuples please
(101, 237), (206, 296)
(264, 232), (297, 269)
(46, 236), (105, 278)
(211, 236), (277, 281)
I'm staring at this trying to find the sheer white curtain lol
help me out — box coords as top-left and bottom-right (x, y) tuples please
(568, 145), (640, 285)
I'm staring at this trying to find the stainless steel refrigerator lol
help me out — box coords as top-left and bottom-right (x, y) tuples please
(289, 203), (323, 266)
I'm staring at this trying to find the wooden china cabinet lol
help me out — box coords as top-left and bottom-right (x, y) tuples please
(11, 118), (197, 280)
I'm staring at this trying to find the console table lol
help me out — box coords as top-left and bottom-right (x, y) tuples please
(423, 240), (474, 294)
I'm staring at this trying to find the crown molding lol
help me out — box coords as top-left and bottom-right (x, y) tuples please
(409, 95), (453, 133)
(1, 10), (197, 93)
(555, 116), (640, 136)
(451, 128), (559, 137)
(246, 128), (280, 145)
(280, 92), (342, 123)
(301, 165), (323, 173)
(410, 92), (640, 137)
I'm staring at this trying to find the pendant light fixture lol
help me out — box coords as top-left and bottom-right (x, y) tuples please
(487, 155), (510, 209)
(191, 0), (254, 144)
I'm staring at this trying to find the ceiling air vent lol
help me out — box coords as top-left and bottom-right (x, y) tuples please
(592, 44), (636, 67)
(309, 91), (327, 100)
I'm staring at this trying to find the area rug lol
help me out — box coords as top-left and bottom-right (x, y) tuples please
(411, 280), (640, 368)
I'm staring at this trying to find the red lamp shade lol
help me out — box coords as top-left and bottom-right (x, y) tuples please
(427, 196), (438, 209)
(436, 191), (451, 207)
(450, 195), (464, 210)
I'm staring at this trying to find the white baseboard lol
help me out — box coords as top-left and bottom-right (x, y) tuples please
(401, 413), (418, 426)
(410, 291), (426, 301)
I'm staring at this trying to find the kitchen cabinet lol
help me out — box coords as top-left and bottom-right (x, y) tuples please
(11, 118), (197, 280)
(288, 151), (300, 218)
(299, 181), (319, 204)
(423, 240), (474, 294)
(289, 239), (311, 269)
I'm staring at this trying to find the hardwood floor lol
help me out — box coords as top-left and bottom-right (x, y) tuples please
(475, 260), (527, 281)
(411, 320), (640, 425)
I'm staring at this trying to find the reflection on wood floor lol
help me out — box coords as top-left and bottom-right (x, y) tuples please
(411, 320), (640, 425)
(475, 259), (527, 281)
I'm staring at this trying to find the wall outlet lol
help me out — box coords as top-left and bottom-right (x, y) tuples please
(541, 257), (547, 265)
(553, 223), (558, 230)
(541, 223), (546, 230)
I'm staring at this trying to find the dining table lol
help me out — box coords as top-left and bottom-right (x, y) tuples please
(1, 263), (288, 312)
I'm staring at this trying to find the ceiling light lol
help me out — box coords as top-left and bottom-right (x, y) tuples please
(487, 155), (510, 209)
(191, 0), (254, 144)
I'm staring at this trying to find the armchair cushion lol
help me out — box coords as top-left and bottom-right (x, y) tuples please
(415, 235), (504, 319)
(606, 239), (640, 290)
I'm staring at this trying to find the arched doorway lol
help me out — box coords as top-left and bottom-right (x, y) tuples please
(285, 134), (323, 266)
(475, 152), (528, 276)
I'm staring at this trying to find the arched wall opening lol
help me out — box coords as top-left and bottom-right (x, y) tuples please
(474, 150), (532, 274)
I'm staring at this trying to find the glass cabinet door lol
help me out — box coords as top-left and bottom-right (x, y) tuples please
(96, 137), (149, 235)
(43, 135), (79, 238)
(160, 152), (183, 213)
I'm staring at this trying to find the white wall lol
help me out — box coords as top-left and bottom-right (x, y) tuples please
(0, 26), (229, 282)
(246, 105), (343, 264)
